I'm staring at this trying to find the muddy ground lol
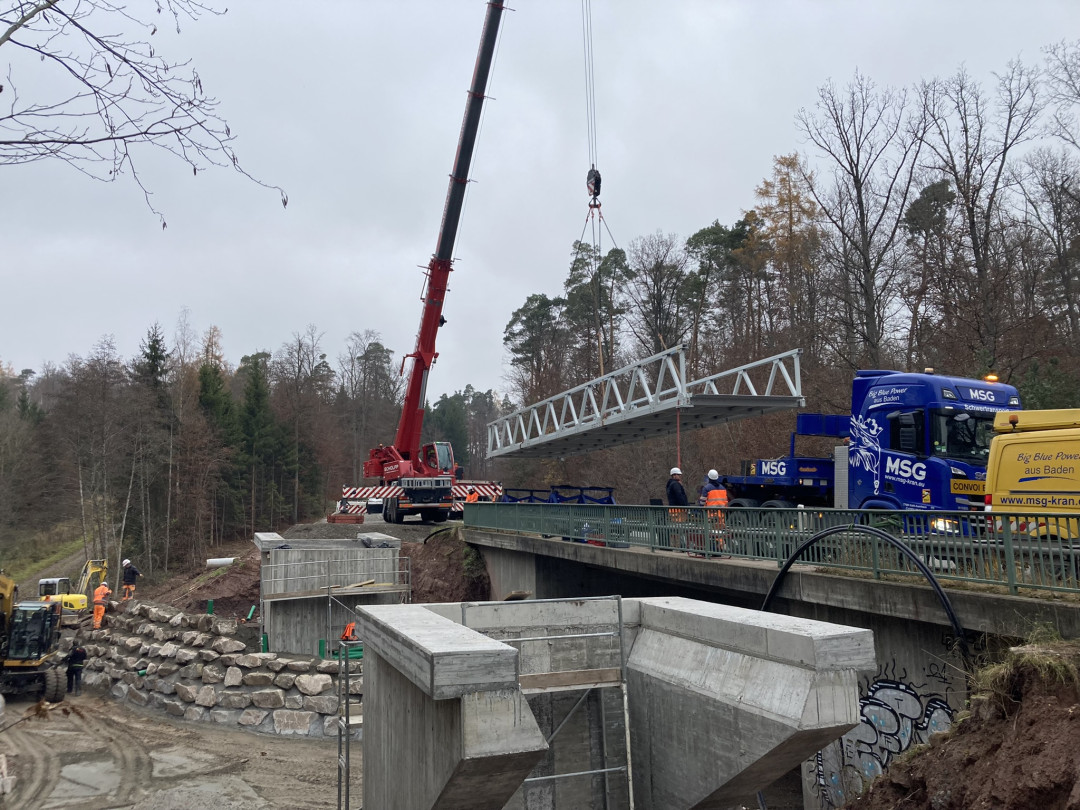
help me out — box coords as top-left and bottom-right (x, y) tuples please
(1, 513), (468, 810)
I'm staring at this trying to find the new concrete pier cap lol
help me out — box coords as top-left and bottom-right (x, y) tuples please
(636, 597), (876, 671)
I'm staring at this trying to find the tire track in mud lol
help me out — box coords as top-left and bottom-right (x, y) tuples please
(4, 720), (61, 810)
(68, 707), (155, 806)
(1, 699), (154, 809)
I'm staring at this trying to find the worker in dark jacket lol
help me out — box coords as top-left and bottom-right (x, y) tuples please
(66, 645), (88, 695)
(121, 559), (142, 602)
(666, 467), (688, 506)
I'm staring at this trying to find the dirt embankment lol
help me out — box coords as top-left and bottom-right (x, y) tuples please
(140, 515), (488, 615)
(846, 643), (1080, 810)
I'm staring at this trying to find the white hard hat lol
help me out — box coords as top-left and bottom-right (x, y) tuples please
(708, 469), (719, 481)
(123, 559), (131, 566)
(670, 467), (682, 476)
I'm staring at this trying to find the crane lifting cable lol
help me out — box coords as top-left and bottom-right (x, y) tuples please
(581, 0), (600, 204)
(577, 0), (620, 377)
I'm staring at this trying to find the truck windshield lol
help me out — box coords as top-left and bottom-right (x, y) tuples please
(931, 410), (996, 465)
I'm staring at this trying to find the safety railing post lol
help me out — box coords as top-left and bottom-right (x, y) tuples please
(1003, 517), (1017, 595)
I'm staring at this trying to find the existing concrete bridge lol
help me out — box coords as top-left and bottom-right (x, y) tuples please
(464, 523), (1080, 808)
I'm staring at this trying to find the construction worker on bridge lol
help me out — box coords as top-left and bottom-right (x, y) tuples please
(702, 470), (730, 552)
(341, 622), (358, 642)
(702, 470), (729, 508)
(465, 486), (479, 504)
(92, 581), (112, 629)
(121, 559), (142, 601)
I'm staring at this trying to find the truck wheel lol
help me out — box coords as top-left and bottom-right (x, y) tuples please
(727, 498), (760, 509)
(433, 511), (448, 524)
(760, 500), (796, 509)
(42, 667), (65, 703)
(392, 502), (405, 524)
(420, 509), (437, 524)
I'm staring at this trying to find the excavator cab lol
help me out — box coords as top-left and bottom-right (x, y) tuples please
(0, 600), (66, 701)
(38, 559), (107, 616)
(38, 577), (71, 599)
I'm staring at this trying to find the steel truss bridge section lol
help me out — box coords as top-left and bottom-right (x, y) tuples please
(487, 347), (805, 460)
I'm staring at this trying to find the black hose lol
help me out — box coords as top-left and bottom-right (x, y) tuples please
(760, 523), (972, 668)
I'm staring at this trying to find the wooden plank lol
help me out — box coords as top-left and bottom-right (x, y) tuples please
(262, 584), (409, 602)
(518, 667), (621, 694)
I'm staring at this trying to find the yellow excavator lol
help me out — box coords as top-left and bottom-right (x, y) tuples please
(38, 559), (108, 618)
(1, 571), (66, 701)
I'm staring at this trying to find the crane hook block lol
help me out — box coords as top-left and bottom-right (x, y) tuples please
(587, 166), (602, 199)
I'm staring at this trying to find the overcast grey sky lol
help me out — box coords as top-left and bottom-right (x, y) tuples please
(2, 1), (1074, 399)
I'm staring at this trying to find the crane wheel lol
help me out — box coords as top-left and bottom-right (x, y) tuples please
(42, 667), (65, 702)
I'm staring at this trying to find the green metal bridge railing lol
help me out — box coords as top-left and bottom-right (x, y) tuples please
(463, 503), (1080, 596)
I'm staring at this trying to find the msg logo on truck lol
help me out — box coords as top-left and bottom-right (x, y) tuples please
(759, 460), (787, 476)
(966, 388), (995, 402)
(886, 457), (926, 481)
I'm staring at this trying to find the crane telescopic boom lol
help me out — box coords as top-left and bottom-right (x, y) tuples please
(364, 0), (506, 498)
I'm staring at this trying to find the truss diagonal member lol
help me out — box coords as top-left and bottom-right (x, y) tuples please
(486, 347), (803, 459)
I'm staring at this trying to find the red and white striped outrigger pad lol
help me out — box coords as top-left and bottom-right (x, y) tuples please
(342, 486), (400, 499)
(343, 483), (503, 500)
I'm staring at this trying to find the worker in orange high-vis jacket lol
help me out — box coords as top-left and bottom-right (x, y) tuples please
(465, 486), (479, 504)
(702, 470), (729, 551)
(92, 581), (112, 629)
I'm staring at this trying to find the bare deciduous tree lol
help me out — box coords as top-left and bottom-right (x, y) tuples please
(1044, 39), (1080, 151)
(0, 0), (285, 224)
(919, 62), (1043, 371)
(620, 231), (690, 359)
(797, 72), (926, 369)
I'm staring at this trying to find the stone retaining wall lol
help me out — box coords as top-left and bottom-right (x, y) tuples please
(74, 601), (362, 738)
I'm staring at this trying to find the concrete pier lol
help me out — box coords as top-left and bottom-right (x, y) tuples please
(357, 597), (874, 810)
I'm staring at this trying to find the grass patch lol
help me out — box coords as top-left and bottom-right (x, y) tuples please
(970, 626), (1080, 716)
(0, 523), (86, 583)
(463, 545), (487, 581)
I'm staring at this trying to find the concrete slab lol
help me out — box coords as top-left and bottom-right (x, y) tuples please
(628, 597), (875, 809)
(356, 604), (519, 699)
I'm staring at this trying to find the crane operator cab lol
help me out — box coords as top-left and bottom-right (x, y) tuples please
(424, 441), (456, 476)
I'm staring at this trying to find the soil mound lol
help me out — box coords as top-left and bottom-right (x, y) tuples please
(140, 519), (487, 616)
(400, 525), (490, 603)
(847, 642), (1080, 810)
(141, 540), (261, 618)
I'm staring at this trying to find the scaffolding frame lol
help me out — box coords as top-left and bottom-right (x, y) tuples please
(461, 595), (635, 810)
(335, 635), (364, 810)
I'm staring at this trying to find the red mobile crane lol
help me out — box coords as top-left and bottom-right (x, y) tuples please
(359, 0), (506, 525)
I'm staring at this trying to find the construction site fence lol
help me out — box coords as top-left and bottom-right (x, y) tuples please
(463, 502), (1080, 596)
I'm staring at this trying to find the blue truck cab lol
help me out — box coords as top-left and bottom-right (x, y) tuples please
(724, 369), (1022, 511)
(848, 369), (1021, 511)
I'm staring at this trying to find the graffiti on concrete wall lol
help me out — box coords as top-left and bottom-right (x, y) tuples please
(808, 659), (957, 808)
